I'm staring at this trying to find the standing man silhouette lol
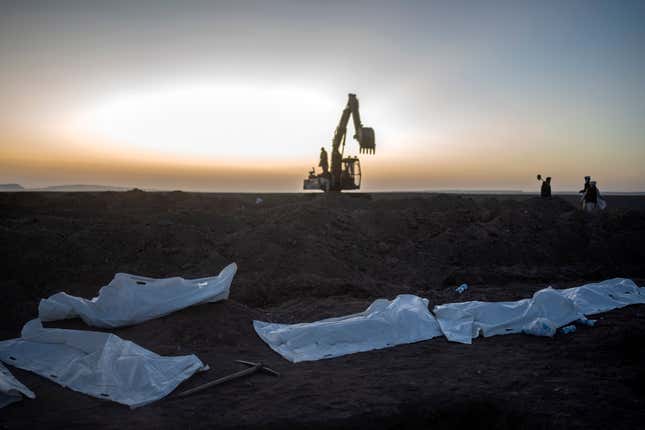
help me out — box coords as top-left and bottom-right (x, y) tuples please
(319, 147), (329, 175)
(540, 176), (552, 198)
(579, 176), (591, 209)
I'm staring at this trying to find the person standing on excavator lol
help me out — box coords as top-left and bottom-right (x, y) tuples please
(319, 147), (329, 175)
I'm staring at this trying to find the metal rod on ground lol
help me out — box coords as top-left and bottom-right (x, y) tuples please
(235, 359), (280, 376)
(176, 361), (279, 398)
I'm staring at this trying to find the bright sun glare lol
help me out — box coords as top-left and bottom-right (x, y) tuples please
(72, 84), (339, 162)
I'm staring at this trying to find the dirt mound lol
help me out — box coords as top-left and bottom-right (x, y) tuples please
(2, 192), (645, 429)
(225, 193), (645, 307)
(1, 192), (645, 327)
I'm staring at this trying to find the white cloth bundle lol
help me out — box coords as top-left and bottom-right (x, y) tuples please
(254, 294), (443, 362)
(558, 278), (645, 315)
(433, 288), (583, 344)
(0, 319), (206, 408)
(39, 263), (237, 328)
(434, 278), (645, 344)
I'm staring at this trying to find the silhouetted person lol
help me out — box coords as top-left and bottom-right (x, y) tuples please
(579, 176), (591, 209)
(541, 177), (552, 198)
(319, 147), (329, 174)
(583, 181), (599, 212)
(579, 176), (591, 194)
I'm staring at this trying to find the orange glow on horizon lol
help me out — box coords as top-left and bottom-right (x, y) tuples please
(2, 128), (644, 192)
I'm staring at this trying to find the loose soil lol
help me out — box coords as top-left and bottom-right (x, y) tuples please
(1, 191), (645, 429)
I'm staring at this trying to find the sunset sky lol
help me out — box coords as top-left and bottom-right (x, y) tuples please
(1, 1), (644, 192)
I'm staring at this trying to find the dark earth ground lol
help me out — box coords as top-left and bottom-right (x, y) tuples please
(1, 191), (645, 429)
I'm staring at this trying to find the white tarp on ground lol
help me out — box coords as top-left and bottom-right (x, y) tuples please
(434, 278), (645, 344)
(558, 278), (645, 315)
(254, 294), (443, 362)
(433, 288), (583, 344)
(255, 279), (645, 360)
(39, 263), (237, 328)
(0, 319), (206, 408)
(0, 362), (35, 408)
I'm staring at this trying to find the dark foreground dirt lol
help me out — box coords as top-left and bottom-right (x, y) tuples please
(1, 191), (645, 429)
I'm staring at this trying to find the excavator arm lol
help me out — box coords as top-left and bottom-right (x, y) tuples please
(332, 94), (375, 156)
(328, 94), (375, 191)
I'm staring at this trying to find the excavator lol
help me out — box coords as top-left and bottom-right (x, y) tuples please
(303, 93), (375, 192)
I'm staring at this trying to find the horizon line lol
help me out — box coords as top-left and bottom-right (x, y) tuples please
(2, 183), (645, 195)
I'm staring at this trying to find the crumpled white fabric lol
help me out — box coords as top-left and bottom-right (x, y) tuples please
(0, 319), (206, 408)
(433, 288), (583, 344)
(39, 263), (237, 328)
(254, 294), (443, 362)
(433, 278), (645, 344)
(0, 362), (35, 408)
(558, 278), (645, 315)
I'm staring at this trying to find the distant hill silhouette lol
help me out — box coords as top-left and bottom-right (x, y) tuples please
(32, 184), (131, 192)
(0, 184), (25, 191)
(0, 184), (131, 192)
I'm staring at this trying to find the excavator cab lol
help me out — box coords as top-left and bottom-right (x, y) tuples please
(340, 157), (361, 190)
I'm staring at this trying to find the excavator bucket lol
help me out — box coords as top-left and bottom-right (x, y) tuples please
(358, 127), (375, 154)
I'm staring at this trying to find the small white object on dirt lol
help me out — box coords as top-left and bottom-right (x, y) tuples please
(0, 319), (206, 408)
(522, 318), (558, 337)
(255, 197), (263, 204)
(577, 317), (597, 327)
(455, 283), (468, 294)
(598, 197), (607, 210)
(38, 263), (237, 328)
